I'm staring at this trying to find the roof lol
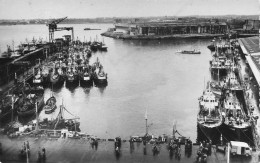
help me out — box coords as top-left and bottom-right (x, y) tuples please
(230, 141), (250, 148)
(136, 22), (227, 27)
(239, 37), (260, 55)
(246, 55), (260, 85)
(115, 21), (227, 28)
(239, 37), (260, 86)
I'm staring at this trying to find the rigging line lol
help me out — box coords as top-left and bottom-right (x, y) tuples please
(197, 124), (211, 141)
(240, 127), (257, 148)
(215, 126), (229, 142)
(197, 125), (221, 162)
(62, 106), (77, 118)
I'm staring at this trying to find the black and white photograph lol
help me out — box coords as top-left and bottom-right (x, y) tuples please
(0, 0), (259, 162)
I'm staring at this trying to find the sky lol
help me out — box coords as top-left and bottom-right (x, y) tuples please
(0, 0), (259, 19)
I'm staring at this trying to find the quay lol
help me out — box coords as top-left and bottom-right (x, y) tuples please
(238, 36), (260, 148)
(1, 134), (260, 163)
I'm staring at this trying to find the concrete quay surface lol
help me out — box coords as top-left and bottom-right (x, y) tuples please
(0, 134), (259, 163)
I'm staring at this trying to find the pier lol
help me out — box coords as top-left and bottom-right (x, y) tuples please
(238, 36), (260, 148)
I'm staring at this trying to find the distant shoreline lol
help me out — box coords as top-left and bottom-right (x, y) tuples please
(0, 14), (258, 26)
(0, 22), (113, 26)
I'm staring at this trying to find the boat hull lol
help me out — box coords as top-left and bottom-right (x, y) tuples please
(220, 123), (253, 145)
(80, 77), (93, 87)
(50, 74), (64, 87)
(44, 105), (57, 114)
(197, 123), (221, 144)
(44, 96), (57, 114)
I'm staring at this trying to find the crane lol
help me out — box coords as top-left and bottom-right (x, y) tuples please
(47, 17), (74, 43)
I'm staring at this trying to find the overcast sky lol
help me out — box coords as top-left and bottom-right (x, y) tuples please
(0, 0), (259, 19)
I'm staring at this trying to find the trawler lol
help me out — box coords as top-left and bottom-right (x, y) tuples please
(222, 91), (251, 131)
(197, 88), (222, 129)
(223, 70), (242, 91)
(32, 68), (43, 85)
(79, 66), (93, 86)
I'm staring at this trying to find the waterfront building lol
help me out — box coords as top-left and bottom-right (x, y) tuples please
(239, 37), (260, 107)
(114, 20), (228, 36)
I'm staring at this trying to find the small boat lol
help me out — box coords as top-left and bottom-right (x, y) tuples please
(197, 88), (223, 129)
(17, 93), (44, 117)
(43, 96), (57, 114)
(176, 49), (201, 54)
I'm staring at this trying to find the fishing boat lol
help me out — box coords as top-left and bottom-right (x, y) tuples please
(50, 67), (64, 86)
(17, 93), (44, 117)
(66, 67), (79, 86)
(22, 43), (37, 54)
(94, 66), (107, 84)
(90, 42), (98, 51)
(32, 68), (43, 84)
(209, 56), (231, 75)
(43, 96), (57, 114)
(197, 88), (223, 129)
(176, 49), (201, 54)
(79, 66), (93, 86)
(97, 41), (108, 51)
(0, 45), (22, 64)
(223, 70), (242, 91)
(222, 91), (251, 132)
(41, 66), (50, 83)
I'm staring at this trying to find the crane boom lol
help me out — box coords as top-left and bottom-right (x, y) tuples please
(47, 17), (73, 42)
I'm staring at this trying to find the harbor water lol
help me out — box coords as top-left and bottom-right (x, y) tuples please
(0, 24), (212, 141)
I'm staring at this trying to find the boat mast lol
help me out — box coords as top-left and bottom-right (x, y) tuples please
(35, 101), (39, 131)
(11, 95), (14, 122)
(145, 109), (148, 135)
(173, 120), (177, 139)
